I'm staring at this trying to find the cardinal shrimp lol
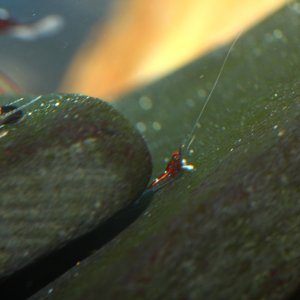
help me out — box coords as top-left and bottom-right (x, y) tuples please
(150, 33), (242, 192)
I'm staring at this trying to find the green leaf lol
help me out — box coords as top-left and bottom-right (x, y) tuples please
(32, 3), (300, 300)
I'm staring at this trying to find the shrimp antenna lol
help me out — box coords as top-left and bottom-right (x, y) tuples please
(0, 95), (42, 124)
(183, 31), (242, 153)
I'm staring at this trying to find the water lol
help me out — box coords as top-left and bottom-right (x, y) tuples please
(0, 0), (112, 93)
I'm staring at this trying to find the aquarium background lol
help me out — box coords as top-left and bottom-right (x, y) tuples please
(0, 0), (112, 93)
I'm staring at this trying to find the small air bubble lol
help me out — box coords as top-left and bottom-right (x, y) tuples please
(289, 2), (300, 14)
(48, 288), (54, 294)
(0, 8), (9, 19)
(189, 149), (194, 155)
(273, 125), (278, 129)
(143, 211), (152, 217)
(136, 122), (146, 133)
(253, 48), (262, 56)
(94, 201), (101, 208)
(22, 251), (29, 257)
(230, 148), (234, 152)
(139, 96), (153, 110)
(152, 121), (161, 131)
(265, 33), (274, 43)
(278, 129), (285, 137)
(280, 174), (288, 184)
(55, 102), (60, 107)
(186, 98), (195, 108)
(83, 137), (97, 145)
(273, 29), (283, 39)
(197, 89), (207, 98)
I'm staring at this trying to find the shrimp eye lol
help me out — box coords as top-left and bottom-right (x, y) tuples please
(0, 105), (23, 125)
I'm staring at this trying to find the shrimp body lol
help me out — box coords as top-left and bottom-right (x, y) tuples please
(151, 150), (182, 187)
(150, 149), (194, 191)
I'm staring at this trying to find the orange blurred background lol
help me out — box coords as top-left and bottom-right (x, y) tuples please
(61, 0), (287, 101)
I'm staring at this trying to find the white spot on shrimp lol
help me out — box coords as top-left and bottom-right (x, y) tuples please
(182, 163), (195, 171)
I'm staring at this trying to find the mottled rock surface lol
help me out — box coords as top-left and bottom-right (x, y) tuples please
(0, 94), (151, 280)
